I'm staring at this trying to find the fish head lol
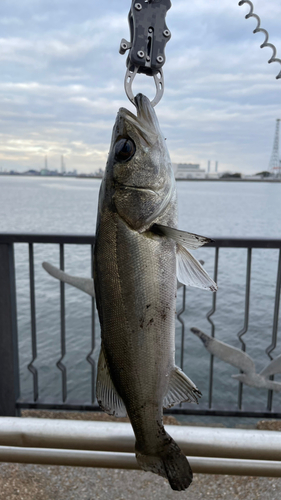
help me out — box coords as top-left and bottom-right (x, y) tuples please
(104, 93), (176, 231)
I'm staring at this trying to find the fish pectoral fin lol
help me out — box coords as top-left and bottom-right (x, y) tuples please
(150, 224), (213, 250)
(149, 223), (217, 291)
(176, 245), (218, 292)
(42, 262), (95, 298)
(96, 346), (127, 418)
(163, 366), (202, 408)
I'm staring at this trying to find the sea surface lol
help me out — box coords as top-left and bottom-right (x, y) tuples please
(0, 175), (281, 425)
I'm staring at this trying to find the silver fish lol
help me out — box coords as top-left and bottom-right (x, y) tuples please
(42, 93), (217, 491)
(93, 93), (216, 491)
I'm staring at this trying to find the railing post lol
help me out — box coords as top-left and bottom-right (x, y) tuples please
(0, 243), (20, 415)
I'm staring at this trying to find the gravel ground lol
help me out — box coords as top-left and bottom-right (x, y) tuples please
(2, 462), (281, 500)
(1, 411), (281, 500)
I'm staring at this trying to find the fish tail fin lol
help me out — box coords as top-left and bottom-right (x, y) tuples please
(136, 432), (192, 491)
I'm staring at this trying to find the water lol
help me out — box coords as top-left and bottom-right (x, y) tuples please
(0, 175), (281, 425)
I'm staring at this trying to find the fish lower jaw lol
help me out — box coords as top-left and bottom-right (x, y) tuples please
(118, 185), (158, 196)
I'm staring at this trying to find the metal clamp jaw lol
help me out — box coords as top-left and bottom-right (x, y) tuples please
(120, 0), (171, 106)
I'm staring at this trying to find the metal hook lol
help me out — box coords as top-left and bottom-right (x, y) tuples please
(124, 67), (164, 107)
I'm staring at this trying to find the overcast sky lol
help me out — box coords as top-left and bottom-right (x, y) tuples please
(0, 0), (280, 174)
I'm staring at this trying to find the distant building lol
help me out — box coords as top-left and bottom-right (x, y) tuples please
(206, 172), (220, 179)
(24, 169), (40, 176)
(205, 160), (219, 178)
(94, 168), (104, 177)
(40, 169), (59, 176)
(175, 163), (205, 179)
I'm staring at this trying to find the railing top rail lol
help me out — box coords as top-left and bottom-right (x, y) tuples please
(0, 234), (96, 244)
(0, 233), (281, 248)
(207, 238), (281, 249)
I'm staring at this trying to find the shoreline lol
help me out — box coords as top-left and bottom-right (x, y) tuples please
(0, 173), (281, 183)
(176, 178), (281, 183)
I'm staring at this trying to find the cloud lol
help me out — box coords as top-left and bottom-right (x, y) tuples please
(0, 0), (280, 173)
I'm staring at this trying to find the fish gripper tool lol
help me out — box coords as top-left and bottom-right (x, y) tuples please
(120, 0), (172, 107)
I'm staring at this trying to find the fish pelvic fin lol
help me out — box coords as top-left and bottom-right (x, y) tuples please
(136, 431), (192, 491)
(163, 366), (202, 408)
(96, 346), (127, 417)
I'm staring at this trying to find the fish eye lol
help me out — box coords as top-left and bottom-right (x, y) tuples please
(114, 138), (136, 163)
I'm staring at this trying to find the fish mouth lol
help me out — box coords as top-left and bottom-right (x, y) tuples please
(117, 184), (158, 196)
(117, 94), (161, 147)
(134, 93), (158, 126)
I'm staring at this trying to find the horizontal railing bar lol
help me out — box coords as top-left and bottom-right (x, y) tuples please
(0, 234), (281, 248)
(2, 418), (281, 461)
(15, 400), (281, 418)
(0, 234), (96, 244)
(166, 408), (281, 418)
(206, 238), (281, 249)
(2, 446), (281, 477)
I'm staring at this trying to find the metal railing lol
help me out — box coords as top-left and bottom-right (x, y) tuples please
(0, 233), (280, 418)
(1, 417), (281, 476)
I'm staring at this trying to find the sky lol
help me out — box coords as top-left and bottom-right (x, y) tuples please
(0, 0), (280, 174)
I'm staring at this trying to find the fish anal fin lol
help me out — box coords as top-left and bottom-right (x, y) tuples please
(96, 346), (127, 417)
(163, 366), (201, 409)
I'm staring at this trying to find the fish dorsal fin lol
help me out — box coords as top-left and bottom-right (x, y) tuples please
(151, 224), (213, 250)
(163, 366), (202, 409)
(42, 262), (95, 297)
(177, 245), (217, 292)
(96, 346), (127, 417)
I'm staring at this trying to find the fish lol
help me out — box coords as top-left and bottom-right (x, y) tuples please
(42, 93), (217, 491)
